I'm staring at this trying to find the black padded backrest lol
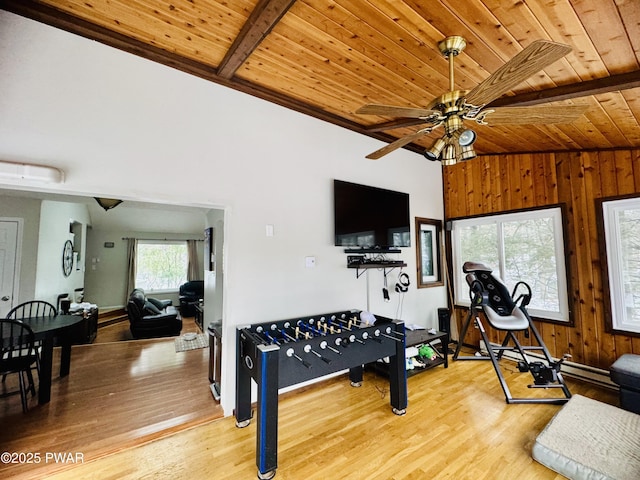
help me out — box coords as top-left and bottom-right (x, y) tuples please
(180, 280), (204, 297)
(127, 290), (146, 323)
(463, 261), (515, 316)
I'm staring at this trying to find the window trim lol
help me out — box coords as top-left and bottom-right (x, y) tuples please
(597, 194), (640, 337)
(449, 204), (572, 325)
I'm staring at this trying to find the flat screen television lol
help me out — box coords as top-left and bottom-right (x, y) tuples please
(334, 179), (411, 248)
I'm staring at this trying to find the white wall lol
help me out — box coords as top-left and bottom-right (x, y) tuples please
(0, 11), (446, 415)
(205, 209), (225, 326)
(35, 200), (90, 306)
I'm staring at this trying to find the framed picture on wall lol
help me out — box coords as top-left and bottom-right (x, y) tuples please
(415, 217), (443, 288)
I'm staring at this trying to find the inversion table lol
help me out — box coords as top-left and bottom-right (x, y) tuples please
(453, 261), (571, 404)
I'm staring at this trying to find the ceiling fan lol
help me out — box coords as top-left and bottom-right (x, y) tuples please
(356, 36), (588, 164)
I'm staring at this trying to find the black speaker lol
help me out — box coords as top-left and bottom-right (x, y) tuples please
(437, 307), (450, 334)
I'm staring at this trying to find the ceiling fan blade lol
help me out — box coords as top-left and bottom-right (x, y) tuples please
(481, 105), (589, 124)
(465, 40), (572, 108)
(366, 129), (430, 160)
(356, 104), (439, 119)
(366, 118), (429, 133)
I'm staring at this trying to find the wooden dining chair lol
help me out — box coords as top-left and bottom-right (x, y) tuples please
(6, 300), (58, 321)
(0, 319), (39, 412)
(6, 300), (57, 375)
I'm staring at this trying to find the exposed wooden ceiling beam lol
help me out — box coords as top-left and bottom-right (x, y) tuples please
(486, 70), (640, 107)
(217, 0), (297, 79)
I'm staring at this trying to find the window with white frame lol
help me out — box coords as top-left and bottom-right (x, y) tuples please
(451, 206), (570, 322)
(601, 196), (640, 334)
(135, 240), (188, 292)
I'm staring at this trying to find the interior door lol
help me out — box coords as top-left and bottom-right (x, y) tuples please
(0, 219), (19, 317)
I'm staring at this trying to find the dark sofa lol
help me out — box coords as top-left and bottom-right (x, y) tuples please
(127, 288), (182, 339)
(179, 280), (204, 317)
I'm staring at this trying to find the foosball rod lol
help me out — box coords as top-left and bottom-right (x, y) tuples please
(373, 327), (404, 342)
(303, 344), (332, 364)
(323, 315), (401, 343)
(333, 315), (404, 342)
(253, 326), (281, 346)
(319, 339), (341, 354)
(286, 347), (311, 368)
(327, 316), (353, 331)
(301, 321), (327, 337)
(273, 325), (297, 343)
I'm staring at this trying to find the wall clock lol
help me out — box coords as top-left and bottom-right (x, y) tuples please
(62, 240), (74, 277)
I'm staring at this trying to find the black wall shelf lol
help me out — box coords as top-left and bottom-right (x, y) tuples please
(344, 248), (402, 254)
(348, 262), (407, 278)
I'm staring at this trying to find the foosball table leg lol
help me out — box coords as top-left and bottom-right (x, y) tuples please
(235, 331), (253, 428)
(389, 323), (408, 416)
(349, 364), (363, 387)
(256, 344), (279, 479)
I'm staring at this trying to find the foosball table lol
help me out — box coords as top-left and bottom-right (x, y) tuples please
(235, 309), (408, 479)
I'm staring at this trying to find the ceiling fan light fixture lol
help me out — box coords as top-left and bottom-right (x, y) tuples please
(94, 197), (123, 211)
(460, 144), (477, 161)
(444, 115), (463, 135)
(423, 137), (447, 161)
(457, 128), (476, 146)
(449, 127), (476, 147)
(441, 143), (457, 166)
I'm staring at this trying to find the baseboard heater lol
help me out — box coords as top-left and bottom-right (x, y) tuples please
(478, 340), (618, 391)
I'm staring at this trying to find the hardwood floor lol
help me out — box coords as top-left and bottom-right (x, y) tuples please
(4, 342), (618, 480)
(94, 317), (135, 343)
(0, 318), (222, 480)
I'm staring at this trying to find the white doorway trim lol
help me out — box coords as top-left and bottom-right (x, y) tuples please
(0, 217), (23, 316)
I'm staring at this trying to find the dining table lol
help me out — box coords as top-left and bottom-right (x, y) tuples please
(18, 314), (86, 404)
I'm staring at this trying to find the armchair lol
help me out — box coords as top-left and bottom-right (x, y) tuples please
(126, 289), (182, 339)
(179, 280), (204, 317)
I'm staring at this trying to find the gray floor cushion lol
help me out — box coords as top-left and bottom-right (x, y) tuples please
(533, 394), (640, 480)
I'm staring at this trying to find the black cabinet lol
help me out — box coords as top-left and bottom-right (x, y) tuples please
(56, 307), (97, 345)
(195, 304), (204, 332)
(73, 307), (97, 344)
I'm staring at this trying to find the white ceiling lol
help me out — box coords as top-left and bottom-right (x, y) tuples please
(0, 187), (214, 234)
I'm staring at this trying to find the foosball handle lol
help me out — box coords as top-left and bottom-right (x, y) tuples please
(286, 348), (312, 368)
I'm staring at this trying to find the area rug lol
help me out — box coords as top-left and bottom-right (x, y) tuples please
(174, 333), (209, 352)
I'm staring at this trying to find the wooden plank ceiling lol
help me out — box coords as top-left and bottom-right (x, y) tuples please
(2, 0), (640, 160)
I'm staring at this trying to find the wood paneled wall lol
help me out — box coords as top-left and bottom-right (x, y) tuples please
(443, 148), (640, 371)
